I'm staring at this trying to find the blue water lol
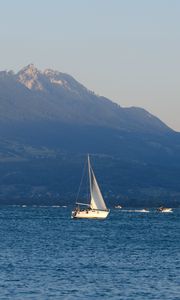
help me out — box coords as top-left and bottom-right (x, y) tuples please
(0, 207), (179, 300)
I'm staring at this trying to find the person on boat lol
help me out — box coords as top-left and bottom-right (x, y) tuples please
(74, 207), (79, 216)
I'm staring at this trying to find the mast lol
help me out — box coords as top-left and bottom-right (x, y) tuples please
(88, 154), (92, 202)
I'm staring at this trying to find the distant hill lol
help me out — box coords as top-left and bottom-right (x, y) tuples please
(0, 64), (180, 207)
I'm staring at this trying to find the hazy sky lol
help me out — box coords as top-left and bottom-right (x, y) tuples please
(0, 0), (180, 131)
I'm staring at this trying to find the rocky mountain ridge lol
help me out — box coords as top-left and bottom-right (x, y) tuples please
(0, 64), (171, 134)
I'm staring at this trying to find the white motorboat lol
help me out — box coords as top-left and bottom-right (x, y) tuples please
(115, 205), (122, 209)
(157, 206), (172, 213)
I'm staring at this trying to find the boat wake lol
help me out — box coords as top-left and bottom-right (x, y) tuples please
(121, 209), (150, 213)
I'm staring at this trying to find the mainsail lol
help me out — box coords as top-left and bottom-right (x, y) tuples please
(88, 156), (107, 211)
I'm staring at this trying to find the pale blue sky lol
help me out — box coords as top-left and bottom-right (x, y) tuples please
(0, 0), (180, 130)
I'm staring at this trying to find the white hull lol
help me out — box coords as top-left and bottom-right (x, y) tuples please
(157, 207), (173, 213)
(160, 208), (172, 213)
(71, 209), (110, 219)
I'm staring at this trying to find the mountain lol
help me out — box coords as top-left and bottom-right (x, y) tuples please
(0, 64), (171, 133)
(0, 64), (180, 207)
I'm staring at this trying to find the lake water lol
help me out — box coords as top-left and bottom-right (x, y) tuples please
(0, 207), (179, 299)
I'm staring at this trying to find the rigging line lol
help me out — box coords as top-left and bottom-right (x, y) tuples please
(75, 155), (87, 204)
(86, 161), (90, 202)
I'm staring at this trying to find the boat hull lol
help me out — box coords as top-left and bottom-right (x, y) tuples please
(157, 207), (172, 213)
(160, 208), (172, 213)
(71, 209), (110, 219)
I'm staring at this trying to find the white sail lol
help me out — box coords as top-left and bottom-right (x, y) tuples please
(88, 159), (107, 211)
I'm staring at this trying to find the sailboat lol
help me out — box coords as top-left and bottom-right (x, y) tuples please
(71, 155), (110, 219)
